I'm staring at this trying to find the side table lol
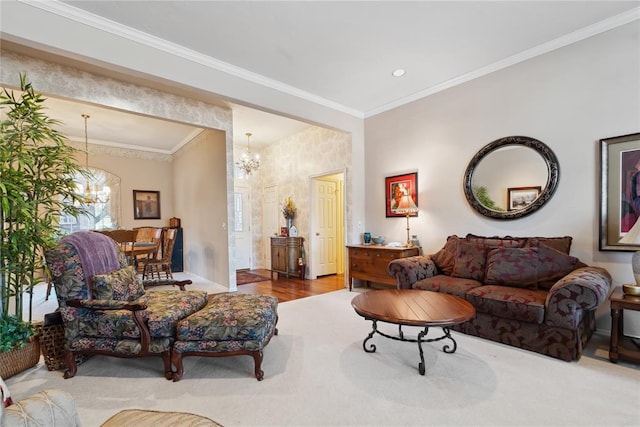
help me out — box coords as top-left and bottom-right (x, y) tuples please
(609, 286), (640, 364)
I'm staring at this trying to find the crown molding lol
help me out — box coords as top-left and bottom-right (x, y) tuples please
(364, 7), (640, 118)
(19, 0), (364, 119)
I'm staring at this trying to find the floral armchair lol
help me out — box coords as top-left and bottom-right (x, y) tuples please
(44, 231), (208, 379)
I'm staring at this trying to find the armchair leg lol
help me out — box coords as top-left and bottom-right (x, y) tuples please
(63, 351), (78, 379)
(170, 351), (185, 382)
(161, 351), (173, 380)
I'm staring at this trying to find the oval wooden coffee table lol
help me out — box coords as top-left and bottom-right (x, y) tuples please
(351, 289), (475, 375)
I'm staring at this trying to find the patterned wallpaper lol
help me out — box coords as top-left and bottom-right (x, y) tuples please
(244, 126), (352, 269)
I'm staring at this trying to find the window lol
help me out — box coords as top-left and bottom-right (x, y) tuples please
(60, 167), (121, 233)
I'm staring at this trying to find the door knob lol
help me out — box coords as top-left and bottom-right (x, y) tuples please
(316, 232), (320, 236)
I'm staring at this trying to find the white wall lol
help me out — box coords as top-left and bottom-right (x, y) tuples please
(364, 22), (640, 335)
(173, 129), (230, 286)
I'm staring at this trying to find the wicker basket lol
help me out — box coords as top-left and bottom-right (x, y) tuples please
(39, 322), (67, 371)
(0, 337), (41, 379)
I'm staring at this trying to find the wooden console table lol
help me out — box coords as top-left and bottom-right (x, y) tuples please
(346, 244), (420, 291)
(609, 286), (640, 364)
(271, 237), (304, 278)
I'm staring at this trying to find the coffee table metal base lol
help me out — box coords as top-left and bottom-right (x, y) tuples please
(362, 319), (458, 375)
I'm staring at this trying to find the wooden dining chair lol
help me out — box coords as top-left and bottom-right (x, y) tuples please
(140, 228), (177, 280)
(133, 227), (163, 272)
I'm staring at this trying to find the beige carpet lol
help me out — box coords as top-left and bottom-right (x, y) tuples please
(7, 289), (640, 426)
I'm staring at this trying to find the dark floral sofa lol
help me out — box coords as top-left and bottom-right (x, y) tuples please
(45, 231), (208, 379)
(387, 234), (612, 361)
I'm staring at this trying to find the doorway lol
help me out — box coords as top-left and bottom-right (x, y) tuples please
(309, 171), (345, 279)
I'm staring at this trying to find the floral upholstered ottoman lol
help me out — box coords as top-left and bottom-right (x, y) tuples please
(170, 293), (278, 381)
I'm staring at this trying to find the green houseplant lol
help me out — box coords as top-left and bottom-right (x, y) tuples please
(0, 74), (86, 375)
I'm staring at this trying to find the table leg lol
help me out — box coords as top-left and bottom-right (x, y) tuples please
(610, 307), (621, 363)
(363, 320), (378, 353)
(417, 329), (427, 375)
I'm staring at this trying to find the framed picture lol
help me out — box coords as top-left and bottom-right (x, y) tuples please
(600, 132), (640, 251)
(385, 172), (418, 217)
(133, 190), (161, 220)
(280, 227), (289, 237)
(507, 186), (541, 211)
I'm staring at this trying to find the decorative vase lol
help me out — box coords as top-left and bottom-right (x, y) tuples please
(363, 232), (371, 245)
(287, 218), (293, 232)
(632, 251), (640, 285)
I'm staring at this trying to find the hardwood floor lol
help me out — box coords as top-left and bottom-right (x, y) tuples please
(235, 269), (346, 302)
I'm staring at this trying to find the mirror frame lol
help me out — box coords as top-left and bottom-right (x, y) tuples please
(463, 135), (559, 220)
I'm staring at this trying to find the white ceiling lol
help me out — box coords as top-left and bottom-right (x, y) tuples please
(8, 1), (639, 153)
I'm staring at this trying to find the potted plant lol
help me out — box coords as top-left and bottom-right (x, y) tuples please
(0, 73), (86, 377)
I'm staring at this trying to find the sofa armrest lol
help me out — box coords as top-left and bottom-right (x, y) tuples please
(387, 255), (438, 289)
(545, 266), (612, 329)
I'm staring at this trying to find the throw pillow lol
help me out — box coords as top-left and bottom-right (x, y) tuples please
(535, 241), (581, 288)
(452, 241), (489, 281)
(92, 265), (145, 301)
(485, 247), (538, 289)
(431, 235), (460, 275)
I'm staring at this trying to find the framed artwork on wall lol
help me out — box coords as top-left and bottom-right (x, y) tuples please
(385, 172), (418, 217)
(507, 186), (541, 211)
(133, 190), (161, 220)
(600, 132), (640, 251)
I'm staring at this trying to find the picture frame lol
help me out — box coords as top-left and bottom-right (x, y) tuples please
(600, 132), (640, 251)
(133, 190), (161, 220)
(385, 172), (418, 217)
(507, 186), (541, 211)
(280, 227), (289, 237)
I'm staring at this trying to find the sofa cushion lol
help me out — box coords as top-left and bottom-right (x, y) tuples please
(452, 241), (489, 281)
(431, 235), (460, 275)
(413, 274), (483, 298)
(465, 234), (525, 248)
(465, 285), (547, 324)
(485, 247), (538, 290)
(527, 236), (572, 254)
(92, 266), (145, 301)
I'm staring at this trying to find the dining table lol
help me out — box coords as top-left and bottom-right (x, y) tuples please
(121, 241), (159, 266)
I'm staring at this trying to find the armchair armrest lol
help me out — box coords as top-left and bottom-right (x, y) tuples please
(66, 299), (147, 311)
(387, 255), (438, 289)
(545, 266), (612, 329)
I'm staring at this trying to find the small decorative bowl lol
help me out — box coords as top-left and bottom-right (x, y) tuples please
(622, 283), (640, 296)
(371, 236), (385, 245)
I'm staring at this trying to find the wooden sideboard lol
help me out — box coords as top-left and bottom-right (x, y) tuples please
(346, 244), (420, 291)
(271, 237), (304, 278)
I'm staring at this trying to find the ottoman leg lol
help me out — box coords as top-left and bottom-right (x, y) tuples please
(171, 351), (185, 382)
(161, 351), (173, 380)
(252, 350), (264, 381)
(63, 351), (78, 379)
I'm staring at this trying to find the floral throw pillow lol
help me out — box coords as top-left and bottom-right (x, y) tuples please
(485, 247), (538, 289)
(92, 265), (145, 301)
(452, 241), (488, 281)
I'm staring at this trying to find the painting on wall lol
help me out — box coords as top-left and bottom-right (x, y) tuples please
(133, 190), (161, 220)
(386, 172), (418, 217)
(600, 133), (640, 251)
(507, 186), (541, 211)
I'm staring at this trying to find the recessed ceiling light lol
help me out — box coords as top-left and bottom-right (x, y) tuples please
(392, 69), (406, 77)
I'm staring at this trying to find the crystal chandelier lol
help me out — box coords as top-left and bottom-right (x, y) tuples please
(236, 132), (261, 175)
(80, 114), (109, 205)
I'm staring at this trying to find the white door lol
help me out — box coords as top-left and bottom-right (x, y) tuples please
(234, 185), (251, 270)
(263, 185), (279, 268)
(313, 178), (338, 276)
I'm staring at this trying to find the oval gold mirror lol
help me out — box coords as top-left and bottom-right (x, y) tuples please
(463, 136), (559, 219)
